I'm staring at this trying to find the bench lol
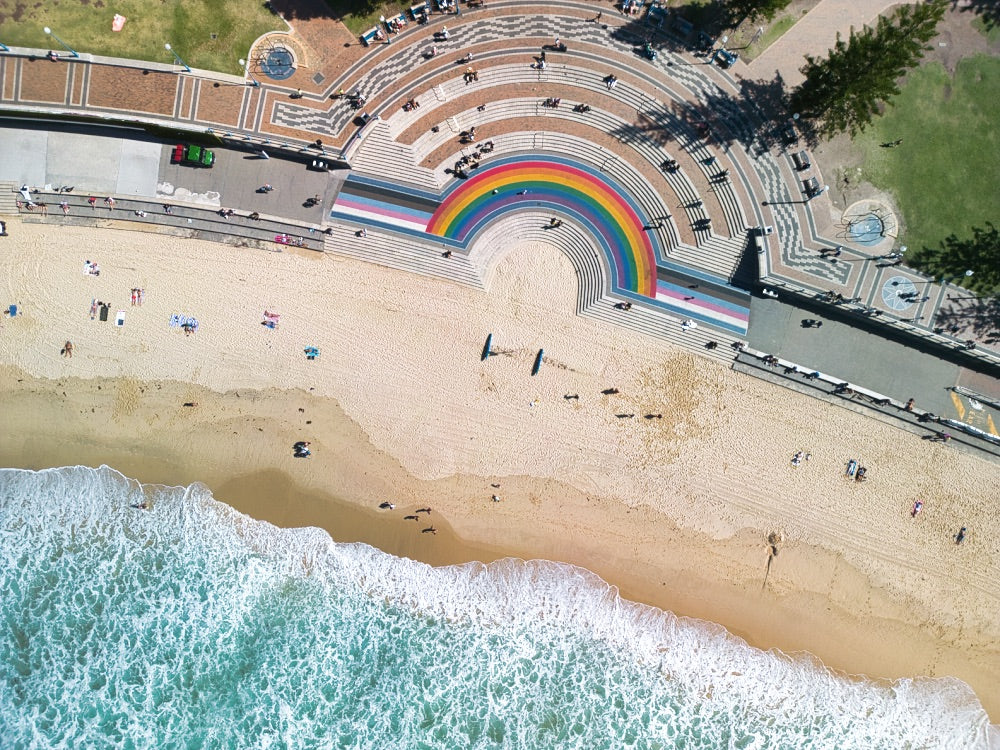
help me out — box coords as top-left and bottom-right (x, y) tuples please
(792, 151), (810, 171)
(802, 176), (820, 196)
(360, 27), (383, 46)
(646, 4), (669, 28)
(409, 2), (429, 21)
(384, 12), (408, 33)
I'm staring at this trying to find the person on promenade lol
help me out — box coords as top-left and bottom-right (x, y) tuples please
(59, 201), (69, 215)
(104, 197), (115, 210)
(88, 196), (97, 209)
(904, 398), (915, 412)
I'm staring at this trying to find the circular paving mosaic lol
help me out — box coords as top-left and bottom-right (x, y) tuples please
(260, 47), (295, 81)
(846, 213), (885, 246)
(881, 275), (917, 311)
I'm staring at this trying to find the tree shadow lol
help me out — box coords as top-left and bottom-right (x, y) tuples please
(934, 297), (1000, 343)
(698, 73), (797, 153)
(956, 0), (1000, 31)
(270, 0), (341, 21)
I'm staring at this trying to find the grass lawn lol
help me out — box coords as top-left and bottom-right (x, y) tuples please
(0, 0), (287, 74)
(854, 55), (1000, 255)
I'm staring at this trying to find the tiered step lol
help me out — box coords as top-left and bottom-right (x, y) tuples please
(348, 120), (443, 192)
(322, 222), (484, 288)
(0, 183), (20, 215)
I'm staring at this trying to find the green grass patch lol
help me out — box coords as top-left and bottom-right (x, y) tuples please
(853, 55), (1000, 256)
(972, 16), (1000, 44)
(0, 0), (286, 74)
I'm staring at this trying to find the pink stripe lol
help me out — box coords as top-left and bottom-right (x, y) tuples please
(335, 197), (428, 227)
(656, 287), (749, 322)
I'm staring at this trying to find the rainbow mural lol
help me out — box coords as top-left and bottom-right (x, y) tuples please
(427, 159), (658, 298)
(329, 154), (750, 334)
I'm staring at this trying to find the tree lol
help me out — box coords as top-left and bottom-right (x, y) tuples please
(912, 223), (1000, 296)
(725, 0), (792, 25)
(789, 0), (947, 138)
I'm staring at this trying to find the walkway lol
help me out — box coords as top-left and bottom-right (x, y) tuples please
(747, 0), (899, 86)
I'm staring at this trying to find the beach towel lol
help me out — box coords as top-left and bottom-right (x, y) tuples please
(169, 314), (181, 327)
(112, 14), (127, 31)
(99, 304), (109, 322)
(8, 305), (16, 317)
(116, 311), (126, 327)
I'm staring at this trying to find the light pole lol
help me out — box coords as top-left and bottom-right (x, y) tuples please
(238, 58), (260, 87)
(44, 26), (79, 58)
(164, 43), (191, 73)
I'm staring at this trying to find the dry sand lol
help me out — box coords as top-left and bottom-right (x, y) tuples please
(1, 220), (998, 720)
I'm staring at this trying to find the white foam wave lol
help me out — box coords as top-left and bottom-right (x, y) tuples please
(1, 465), (996, 749)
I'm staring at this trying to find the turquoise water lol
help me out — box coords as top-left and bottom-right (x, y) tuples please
(0, 466), (994, 749)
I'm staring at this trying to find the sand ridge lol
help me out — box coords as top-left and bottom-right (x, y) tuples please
(1, 220), (998, 720)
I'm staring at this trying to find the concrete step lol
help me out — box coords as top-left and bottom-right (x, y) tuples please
(349, 120), (443, 192)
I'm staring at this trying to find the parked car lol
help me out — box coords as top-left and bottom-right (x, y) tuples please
(714, 49), (738, 69)
(172, 143), (215, 167)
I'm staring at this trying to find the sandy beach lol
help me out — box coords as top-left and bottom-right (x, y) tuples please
(1, 220), (998, 720)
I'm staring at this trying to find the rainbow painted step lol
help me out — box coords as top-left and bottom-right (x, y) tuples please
(331, 154), (749, 334)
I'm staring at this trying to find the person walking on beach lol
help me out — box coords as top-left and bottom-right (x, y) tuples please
(61, 341), (73, 358)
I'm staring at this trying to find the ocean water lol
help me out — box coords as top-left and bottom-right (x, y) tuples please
(0, 466), (994, 750)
